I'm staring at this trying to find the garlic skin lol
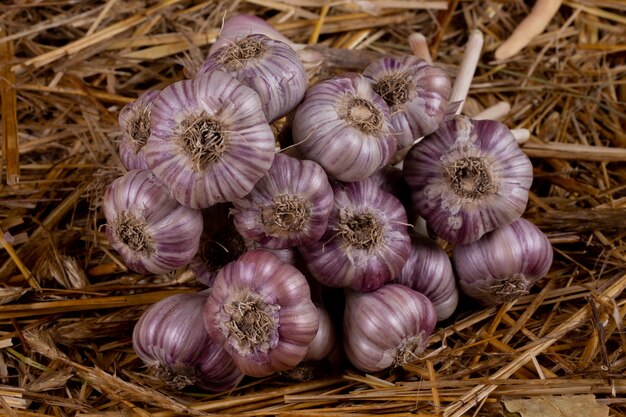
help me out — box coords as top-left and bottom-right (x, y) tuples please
(132, 292), (243, 392)
(363, 56), (452, 151)
(103, 170), (203, 275)
(145, 70), (275, 209)
(395, 235), (459, 321)
(203, 249), (319, 377)
(453, 218), (553, 306)
(200, 34), (307, 123)
(344, 284), (437, 372)
(118, 90), (159, 170)
(403, 115), (533, 245)
(209, 14), (294, 56)
(292, 74), (396, 182)
(231, 153), (333, 249)
(299, 179), (411, 292)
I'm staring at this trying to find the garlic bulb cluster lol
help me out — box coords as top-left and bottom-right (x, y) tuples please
(453, 218), (553, 306)
(132, 292), (243, 392)
(114, 13), (554, 385)
(103, 169), (202, 275)
(403, 115), (533, 245)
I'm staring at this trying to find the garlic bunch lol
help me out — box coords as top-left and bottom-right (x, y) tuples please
(395, 235), (459, 321)
(403, 115), (533, 244)
(292, 74), (396, 182)
(344, 284), (437, 372)
(132, 292), (243, 392)
(299, 179), (411, 292)
(103, 169), (202, 274)
(363, 56), (452, 151)
(203, 249), (319, 377)
(145, 70), (275, 209)
(118, 90), (159, 170)
(200, 34), (307, 122)
(231, 153), (333, 249)
(453, 218), (553, 306)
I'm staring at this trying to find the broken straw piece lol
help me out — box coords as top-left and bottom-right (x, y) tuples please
(451, 30), (484, 115)
(495, 0), (563, 60)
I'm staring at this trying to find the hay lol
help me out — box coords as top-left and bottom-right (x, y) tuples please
(1, 0), (626, 415)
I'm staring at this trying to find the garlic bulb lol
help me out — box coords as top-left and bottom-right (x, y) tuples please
(209, 14), (294, 56)
(231, 153), (333, 249)
(292, 74), (396, 182)
(299, 179), (411, 292)
(203, 249), (319, 377)
(281, 305), (342, 381)
(395, 235), (459, 321)
(200, 34), (307, 123)
(363, 56), (452, 151)
(145, 70), (275, 209)
(132, 292), (243, 392)
(403, 115), (533, 244)
(118, 90), (159, 170)
(453, 218), (553, 306)
(103, 169), (203, 275)
(344, 284), (437, 372)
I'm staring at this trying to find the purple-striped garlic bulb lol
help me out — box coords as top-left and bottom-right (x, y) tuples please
(203, 249), (319, 377)
(292, 74), (396, 182)
(209, 14), (294, 56)
(103, 169), (202, 274)
(145, 70), (275, 209)
(453, 218), (553, 306)
(403, 115), (533, 245)
(133, 292), (243, 392)
(344, 284), (437, 372)
(299, 179), (411, 292)
(200, 34), (307, 123)
(363, 56), (452, 151)
(395, 235), (459, 321)
(231, 153), (333, 249)
(118, 90), (159, 170)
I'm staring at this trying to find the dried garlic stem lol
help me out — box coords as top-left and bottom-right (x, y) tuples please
(451, 30), (484, 114)
(511, 128), (530, 144)
(408, 33), (432, 63)
(474, 101), (511, 121)
(495, 0), (563, 60)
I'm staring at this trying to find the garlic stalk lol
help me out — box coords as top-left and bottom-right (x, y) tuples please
(145, 70), (275, 209)
(453, 218), (553, 306)
(403, 115), (533, 245)
(103, 169), (203, 275)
